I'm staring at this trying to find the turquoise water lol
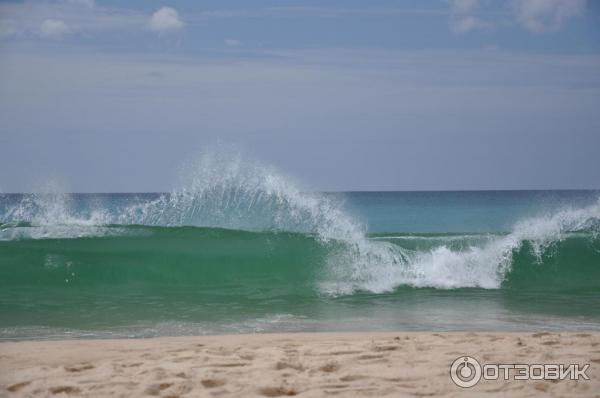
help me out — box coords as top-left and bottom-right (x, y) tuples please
(1, 160), (599, 340)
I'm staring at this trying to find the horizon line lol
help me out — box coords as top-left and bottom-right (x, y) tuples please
(1, 188), (599, 195)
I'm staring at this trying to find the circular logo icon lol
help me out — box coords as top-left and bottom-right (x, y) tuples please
(450, 356), (482, 388)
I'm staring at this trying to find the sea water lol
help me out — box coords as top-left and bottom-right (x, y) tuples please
(1, 154), (599, 340)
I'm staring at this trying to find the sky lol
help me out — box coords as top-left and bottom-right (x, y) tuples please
(0, 0), (599, 192)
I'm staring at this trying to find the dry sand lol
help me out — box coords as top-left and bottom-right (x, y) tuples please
(1, 332), (599, 397)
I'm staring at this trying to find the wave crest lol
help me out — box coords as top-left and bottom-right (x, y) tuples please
(322, 200), (600, 293)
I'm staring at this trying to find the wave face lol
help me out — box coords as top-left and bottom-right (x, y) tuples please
(1, 153), (600, 338)
(1, 226), (599, 292)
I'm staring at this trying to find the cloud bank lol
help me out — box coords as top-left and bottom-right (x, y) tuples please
(149, 7), (184, 34)
(447, 0), (587, 35)
(448, 0), (489, 33)
(512, 0), (586, 33)
(40, 19), (70, 39)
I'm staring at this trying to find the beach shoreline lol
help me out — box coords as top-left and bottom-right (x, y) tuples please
(1, 331), (598, 397)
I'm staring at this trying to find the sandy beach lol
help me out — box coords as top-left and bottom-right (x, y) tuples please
(1, 332), (598, 397)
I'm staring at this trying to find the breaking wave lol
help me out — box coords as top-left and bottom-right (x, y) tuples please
(1, 151), (599, 294)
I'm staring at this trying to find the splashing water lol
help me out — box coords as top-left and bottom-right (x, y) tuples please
(326, 200), (600, 293)
(119, 151), (365, 239)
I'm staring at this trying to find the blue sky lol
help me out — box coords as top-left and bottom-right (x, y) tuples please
(0, 0), (599, 192)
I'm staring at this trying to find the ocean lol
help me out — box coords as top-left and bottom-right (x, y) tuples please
(1, 159), (599, 340)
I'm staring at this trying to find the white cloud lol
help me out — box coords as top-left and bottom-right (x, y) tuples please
(512, 0), (586, 33)
(40, 19), (70, 39)
(149, 7), (184, 34)
(0, 1), (146, 40)
(450, 15), (489, 33)
(224, 38), (241, 46)
(448, 0), (489, 34)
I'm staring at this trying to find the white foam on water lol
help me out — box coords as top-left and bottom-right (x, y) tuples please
(321, 198), (600, 293)
(1, 185), (115, 240)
